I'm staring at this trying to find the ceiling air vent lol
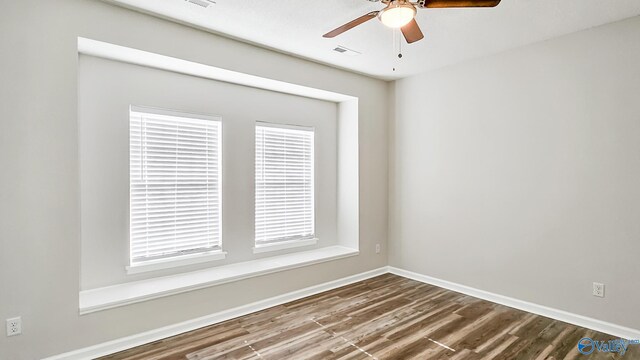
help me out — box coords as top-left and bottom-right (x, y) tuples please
(332, 46), (361, 57)
(186, 0), (216, 8)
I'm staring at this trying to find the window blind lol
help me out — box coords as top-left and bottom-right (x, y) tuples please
(255, 124), (315, 246)
(130, 107), (222, 264)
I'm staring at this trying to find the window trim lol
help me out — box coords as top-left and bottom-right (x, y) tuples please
(254, 122), (317, 247)
(128, 105), (224, 270)
(81, 246), (359, 314)
(126, 250), (228, 275)
(252, 238), (318, 254)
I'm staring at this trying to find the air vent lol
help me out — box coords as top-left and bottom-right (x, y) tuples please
(332, 46), (362, 57)
(186, 0), (216, 8)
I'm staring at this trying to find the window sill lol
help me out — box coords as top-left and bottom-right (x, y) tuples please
(125, 250), (227, 275)
(79, 245), (358, 314)
(253, 238), (318, 254)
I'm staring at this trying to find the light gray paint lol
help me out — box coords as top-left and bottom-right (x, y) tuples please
(390, 16), (640, 330)
(4, 0), (640, 357)
(0, 0), (389, 358)
(79, 56), (338, 288)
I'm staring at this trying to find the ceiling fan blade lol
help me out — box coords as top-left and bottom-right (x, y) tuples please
(423, 0), (501, 8)
(323, 11), (379, 38)
(401, 19), (424, 44)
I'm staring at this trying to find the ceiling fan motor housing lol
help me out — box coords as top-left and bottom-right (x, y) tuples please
(378, 0), (417, 28)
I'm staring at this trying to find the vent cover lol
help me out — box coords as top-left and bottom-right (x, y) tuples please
(332, 46), (362, 57)
(186, 0), (215, 8)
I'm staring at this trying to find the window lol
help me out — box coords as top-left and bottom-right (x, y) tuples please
(255, 123), (315, 247)
(129, 106), (222, 266)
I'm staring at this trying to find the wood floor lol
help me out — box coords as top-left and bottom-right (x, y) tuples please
(101, 274), (639, 360)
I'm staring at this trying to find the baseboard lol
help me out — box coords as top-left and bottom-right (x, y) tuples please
(45, 267), (388, 360)
(47, 265), (640, 359)
(388, 266), (640, 340)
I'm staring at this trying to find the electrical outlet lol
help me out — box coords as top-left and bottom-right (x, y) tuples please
(375, 244), (381, 254)
(6, 317), (21, 337)
(593, 282), (605, 298)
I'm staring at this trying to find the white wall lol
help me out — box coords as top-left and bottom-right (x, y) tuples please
(79, 55), (338, 288)
(0, 0), (389, 358)
(390, 16), (640, 330)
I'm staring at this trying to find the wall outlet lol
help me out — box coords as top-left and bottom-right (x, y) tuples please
(6, 317), (21, 337)
(593, 282), (605, 298)
(375, 244), (381, 254)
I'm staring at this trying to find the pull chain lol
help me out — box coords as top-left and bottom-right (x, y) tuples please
(393, 29), (403, 72)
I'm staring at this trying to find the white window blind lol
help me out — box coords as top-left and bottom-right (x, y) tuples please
(255, 124), (315, 246)
(129, 106), (222, 265)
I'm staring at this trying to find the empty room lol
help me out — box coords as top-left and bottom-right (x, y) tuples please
(1, 0), (640, 359)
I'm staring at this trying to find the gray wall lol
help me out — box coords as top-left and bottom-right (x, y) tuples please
(390, 16), (640, 330)
(3, 0), (639, 357)
(0, 0), (389, 358)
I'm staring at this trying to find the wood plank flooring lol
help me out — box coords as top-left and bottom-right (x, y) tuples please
(101, 274), (639, 359)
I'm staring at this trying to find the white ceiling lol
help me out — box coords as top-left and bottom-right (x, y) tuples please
(109, 0), (640, 80)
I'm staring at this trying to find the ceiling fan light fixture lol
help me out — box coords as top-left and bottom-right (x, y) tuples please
(379, 1), (416, 28)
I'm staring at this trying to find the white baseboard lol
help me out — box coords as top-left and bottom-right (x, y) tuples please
(47, 266), (640, 359)
(388, 266), (640, 340)
(45, 267), (388, 360)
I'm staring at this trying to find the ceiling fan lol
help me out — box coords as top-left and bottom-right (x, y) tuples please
(323, 0), (501, 44)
